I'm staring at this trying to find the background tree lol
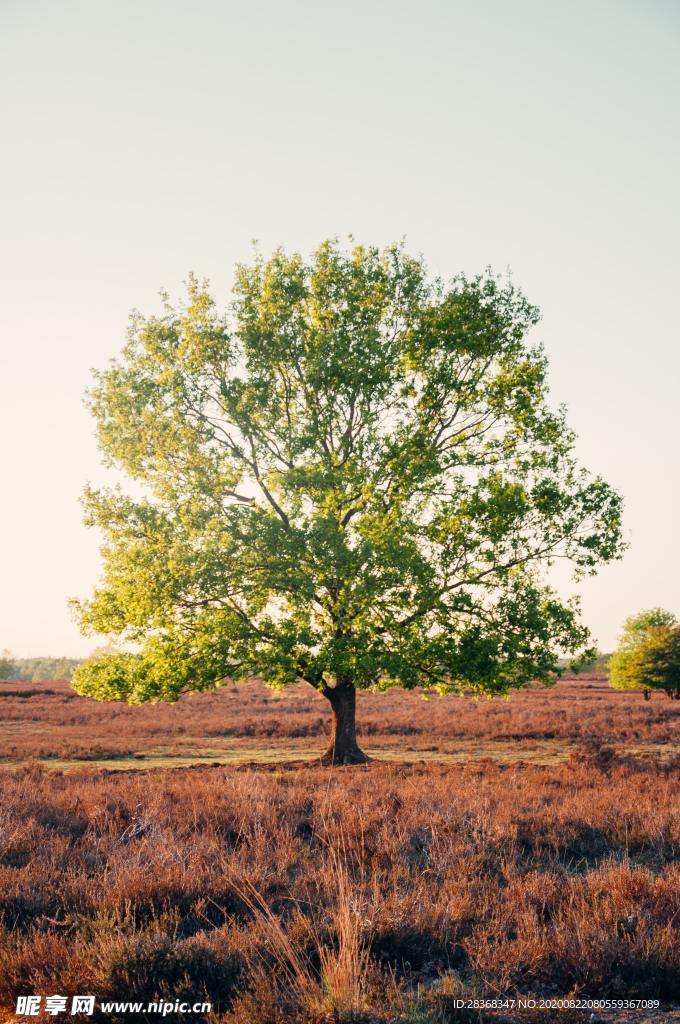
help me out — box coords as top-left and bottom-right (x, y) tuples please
(610, 609), (680, 700)
(562, 648), (611, 673)
(0, 650), (16, 679)
(72, 241), (624, 763)
(11, 656), (82, 681)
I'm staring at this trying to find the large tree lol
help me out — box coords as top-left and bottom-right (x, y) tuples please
(72, 241), (623, 763)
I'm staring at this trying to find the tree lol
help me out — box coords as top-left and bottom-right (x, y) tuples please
(610, 609), (680, 700)
(0, 650), (16, 679)
(71, 240), (624, 763)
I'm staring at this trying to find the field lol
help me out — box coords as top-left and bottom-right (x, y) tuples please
(3, 674), (680, 771)
(1, 676), (679, 1022)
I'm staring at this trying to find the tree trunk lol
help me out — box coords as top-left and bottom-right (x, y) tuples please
(319, 681), (370, 765)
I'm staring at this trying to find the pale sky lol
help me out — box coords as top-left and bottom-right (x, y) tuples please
(1, 0), (678, 657)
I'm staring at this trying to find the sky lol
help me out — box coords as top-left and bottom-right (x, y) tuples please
(0, 0), (678, 657)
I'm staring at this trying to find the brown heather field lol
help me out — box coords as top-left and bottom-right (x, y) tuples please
(2, 673), (680, 770)
(1, 676), (680, 1023)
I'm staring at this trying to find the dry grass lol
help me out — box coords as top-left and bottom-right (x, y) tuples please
(1, 676), (679, 1021)
(229, 841), (371, 1021)
(0, 748), (679, 1021)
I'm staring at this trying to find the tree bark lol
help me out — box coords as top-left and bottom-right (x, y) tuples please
(319, 680), (370, 765)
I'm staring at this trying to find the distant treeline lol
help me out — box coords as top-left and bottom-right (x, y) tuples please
(588, 652), (612, 672)
(559, 651), (611, 673)
(2, 652), (612, 683)
(0, 656), (83, 681)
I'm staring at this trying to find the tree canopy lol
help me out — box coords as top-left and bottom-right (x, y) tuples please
(609, 609), (680, 699)
(71, 240), (624, 762)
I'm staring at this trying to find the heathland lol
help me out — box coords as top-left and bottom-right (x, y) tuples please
(1, 676), (679, 1022)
